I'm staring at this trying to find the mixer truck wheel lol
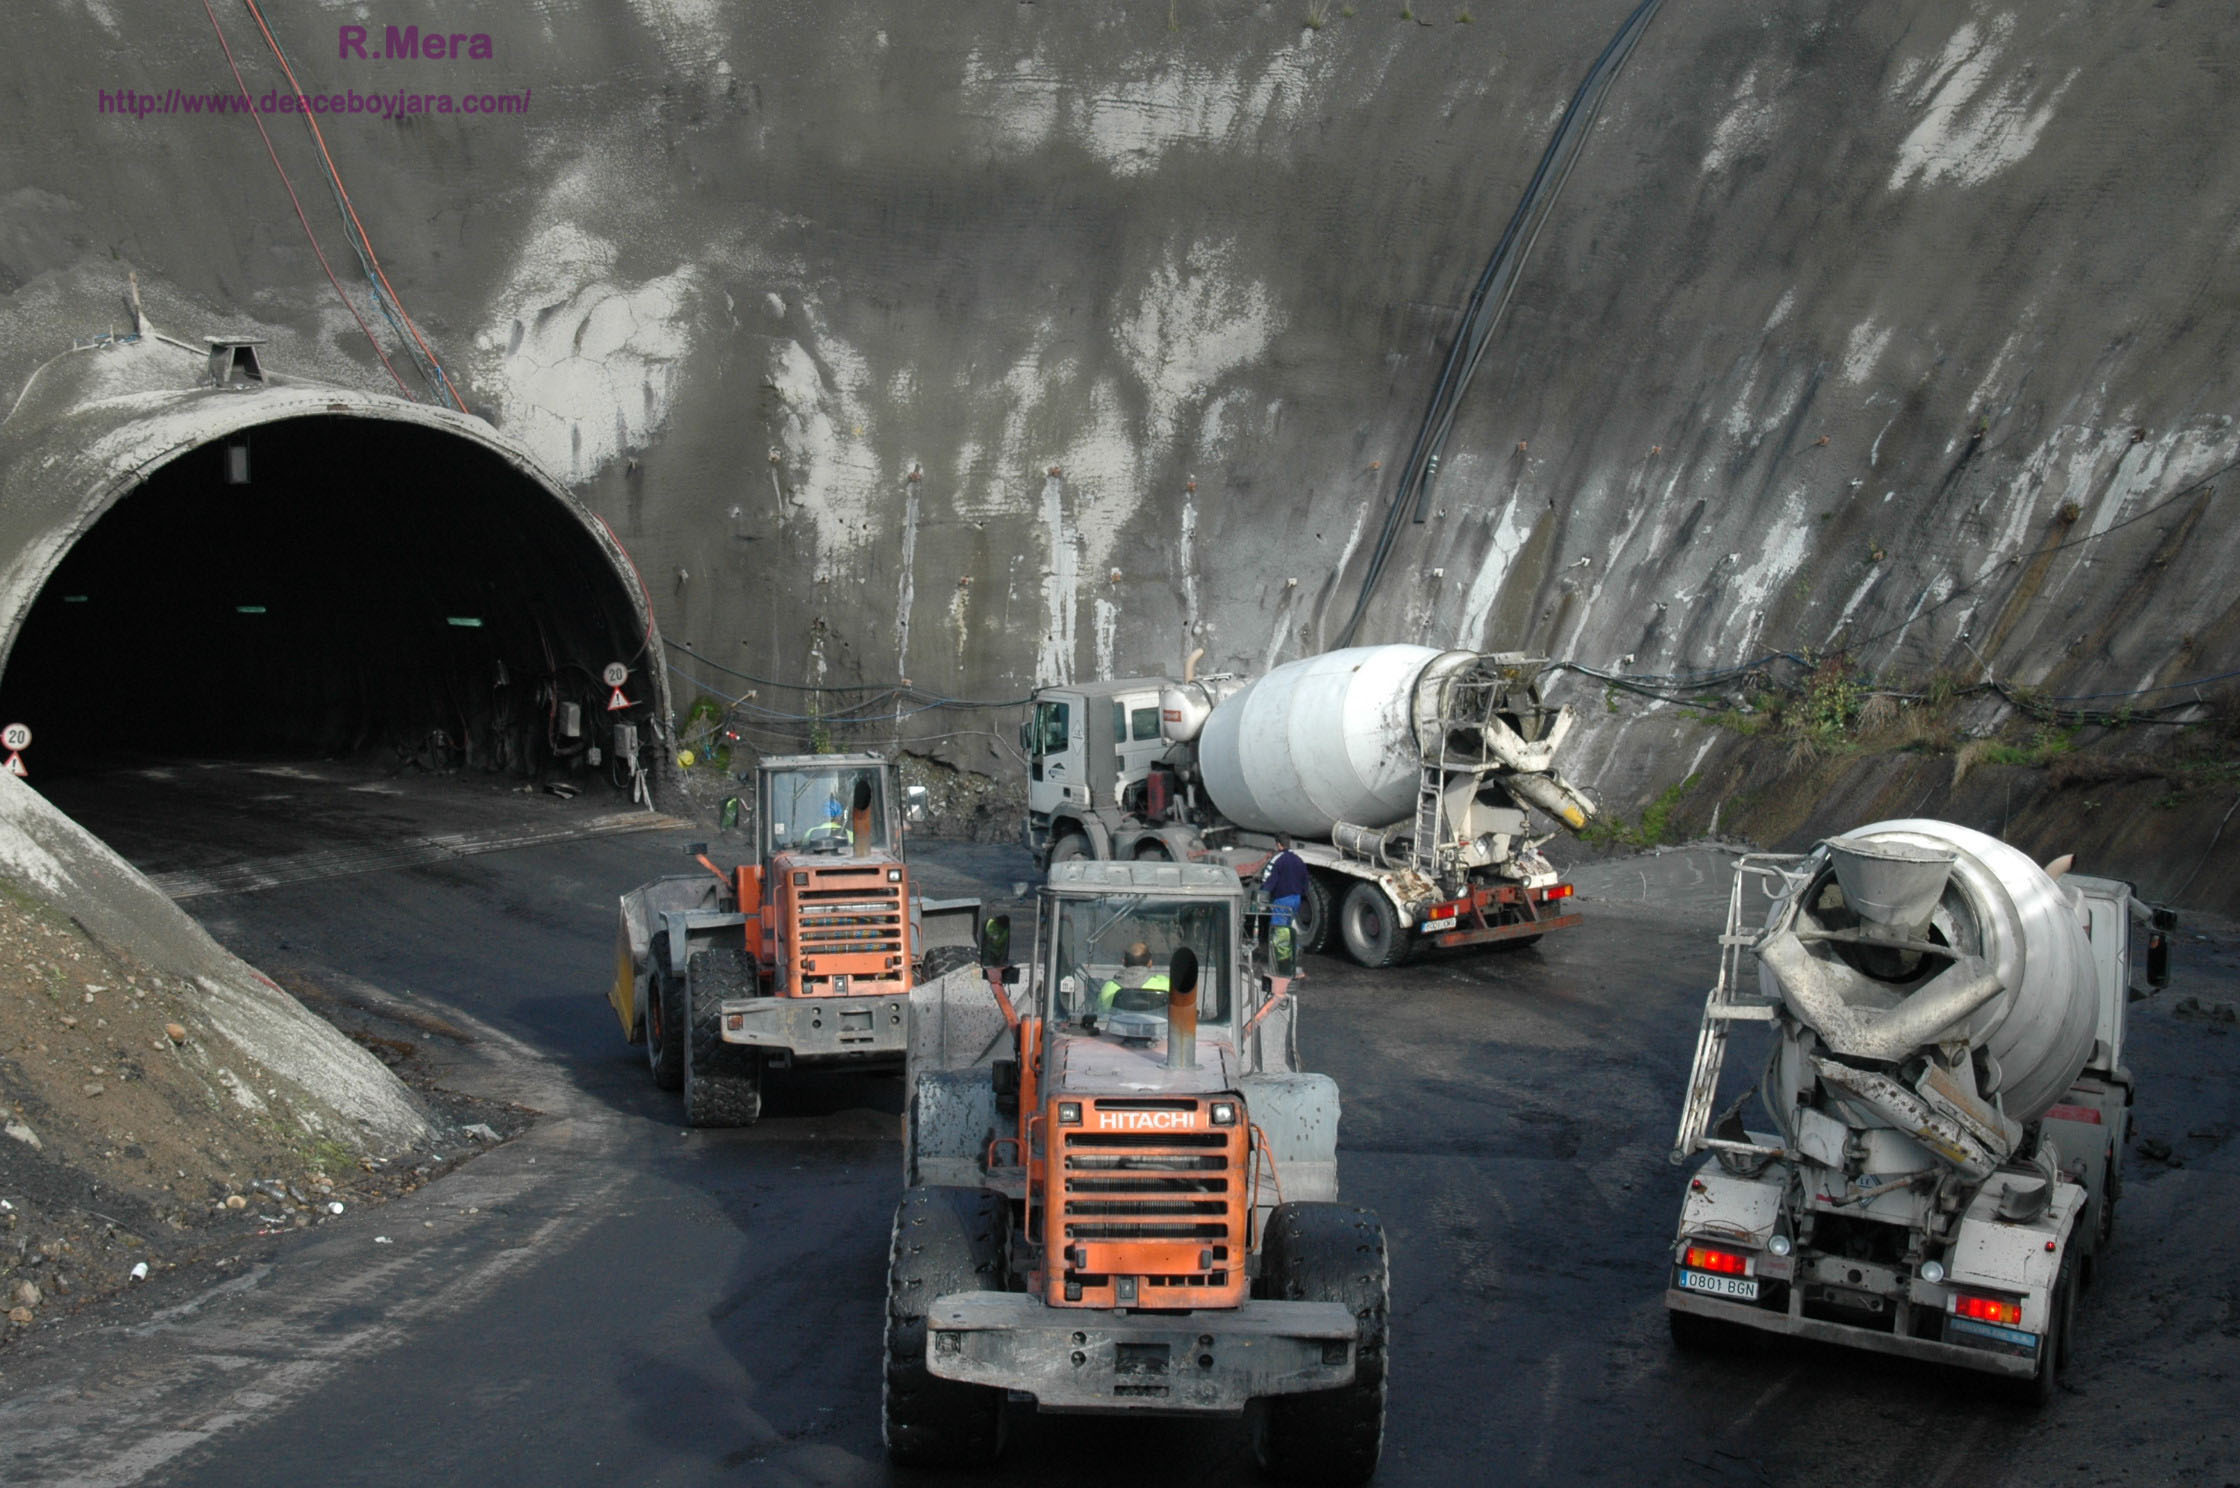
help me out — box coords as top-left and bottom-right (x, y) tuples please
(644, 935), (684, 1093)
(2018, 1245), (2078, 1404)
(1048, 830), (1094, 865)
(883, 1186), (1009, 1467)
(1338, 881), (1410, 969)
(1251, 1202), (1388, 1485)
(682, 947), (764, 1128)
(1293, 873), (1334, 956)
(917, 943), (977, 984)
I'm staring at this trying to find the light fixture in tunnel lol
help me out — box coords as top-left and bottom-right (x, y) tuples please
(223, 439), (251, 485)
(445, 616), (484, 628)
(63, 595), (89, 604)
(234, 605), (267, 615)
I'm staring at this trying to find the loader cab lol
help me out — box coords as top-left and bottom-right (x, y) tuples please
(756, 753), (898, 863)
(1024, 680), (1168, 823)
(1032, 860), (1247, 1066)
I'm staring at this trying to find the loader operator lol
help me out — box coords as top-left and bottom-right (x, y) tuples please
(1097, 941), (1169, 1013)
(802, 797), (854, 851)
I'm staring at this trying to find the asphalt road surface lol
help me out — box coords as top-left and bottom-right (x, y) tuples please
(5, 765), (2237, 1486)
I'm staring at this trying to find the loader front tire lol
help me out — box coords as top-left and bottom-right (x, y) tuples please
(1252, 1202), (1388, 1486)
(883, 1186), (1009, 1468)
(644, 935), (683, 1093)
(681, 946), (763, 1127)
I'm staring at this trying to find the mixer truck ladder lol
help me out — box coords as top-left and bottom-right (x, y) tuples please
(1671, 852), (1807, 1166)
(1408, 767), (1447, 877)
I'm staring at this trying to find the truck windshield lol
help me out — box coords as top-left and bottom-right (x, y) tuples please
(1044, 894), (1232, 1033)
(764, 766), (892, 856)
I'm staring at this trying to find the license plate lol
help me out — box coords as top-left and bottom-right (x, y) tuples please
(1678, 1269), (1759, 1302)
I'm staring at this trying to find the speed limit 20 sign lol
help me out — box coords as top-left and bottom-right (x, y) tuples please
(1, 723), (29, 751)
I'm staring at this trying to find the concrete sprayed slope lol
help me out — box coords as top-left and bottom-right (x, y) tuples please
(0, 4), (2233, 771)
(0, 772), (430, 1149)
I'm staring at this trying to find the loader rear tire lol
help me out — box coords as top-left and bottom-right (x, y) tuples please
(682, 946), (763, 1128)
(1338, 881), (1410, 969)
(883, 1186), (1009, 1468)
(1251, 1203), (1387, 1486)
(644, 935), (683, 1093)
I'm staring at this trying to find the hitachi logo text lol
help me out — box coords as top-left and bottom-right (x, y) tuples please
(1096, 1110), (1195, 1131)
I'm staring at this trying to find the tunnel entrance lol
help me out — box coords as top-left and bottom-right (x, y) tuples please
(0, 413), (658, 789)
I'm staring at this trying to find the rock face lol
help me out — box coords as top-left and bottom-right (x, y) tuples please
(0, 5), (2233, 854)
(0, 772), (430, 1150)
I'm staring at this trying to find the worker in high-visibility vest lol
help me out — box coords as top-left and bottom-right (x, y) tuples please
(1098, 941), (1168, 1012)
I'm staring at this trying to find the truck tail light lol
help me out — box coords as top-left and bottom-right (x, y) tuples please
(1542, 883), (1573, 900)
(1682, 1245), (1748, 1276)
(1952, 1292), (2021, 1326)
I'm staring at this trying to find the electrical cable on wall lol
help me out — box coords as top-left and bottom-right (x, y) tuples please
(1336, 0), (1668, 649)
(199, 0), (415, 398)
(240, 0), (469, 412)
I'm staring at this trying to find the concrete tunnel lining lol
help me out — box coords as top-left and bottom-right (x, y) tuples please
(0, 334), (670, 784)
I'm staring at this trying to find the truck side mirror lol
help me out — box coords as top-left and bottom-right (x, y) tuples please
(979, 914), (1012, 969)
(2147, 930), (2170, 988)
(1167, 946), (1199, 997)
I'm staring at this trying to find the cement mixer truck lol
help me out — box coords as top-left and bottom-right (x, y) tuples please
(1666, 820), (2173, 1398)
(1023, 647), (1596, 968)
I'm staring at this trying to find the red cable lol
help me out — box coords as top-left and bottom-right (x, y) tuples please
(199, 0), (414, 398)
(592, 511), (658, 657)
(241, 0), (468, 412)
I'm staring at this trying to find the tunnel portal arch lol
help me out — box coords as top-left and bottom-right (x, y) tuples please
(0, 337), (669, 789)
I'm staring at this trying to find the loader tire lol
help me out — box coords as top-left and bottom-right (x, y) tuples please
(1293, 872), (1334, 957)
(916, 943), (978, 984)
(644, 935), (684, 1093)
(1251, 1203), (1388, 1486)
(883, 1186), (1009, 1468)
(1338, 881), (1410, 969)
(681, 946), (763, 1128)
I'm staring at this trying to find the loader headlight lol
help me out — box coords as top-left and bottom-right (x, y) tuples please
(888, 868), (902, 882)
(1919, 1259), (1946, 1285)
(1767, 1233), (1793, 1258)
(1210, 1101), (1238, 1127)
(1058, 1101), (1082, 1125)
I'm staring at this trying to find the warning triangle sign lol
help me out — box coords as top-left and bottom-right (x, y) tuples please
(3, 753), (24, 778)
(607, 687), (634, 712)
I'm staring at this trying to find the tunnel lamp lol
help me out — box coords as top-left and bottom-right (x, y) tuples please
(63, 595), (89, 604)
(445, 616), (485, 628)
(224, 439), (250, 485)
(235, 605), (267, 615)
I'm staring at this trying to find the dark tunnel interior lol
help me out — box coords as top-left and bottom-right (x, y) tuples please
(0, 414), (654, 787)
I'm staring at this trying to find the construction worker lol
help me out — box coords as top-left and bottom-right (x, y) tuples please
(1263, 833), (1309, 973)
(802, 797), (853, 850)
(1098, 941), (1169, 1012)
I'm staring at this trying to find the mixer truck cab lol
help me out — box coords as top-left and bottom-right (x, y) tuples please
(1665, 821), (2171, 1400)
(1023, 647), (1597, 969)
(889, 859), (1388, 1481)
